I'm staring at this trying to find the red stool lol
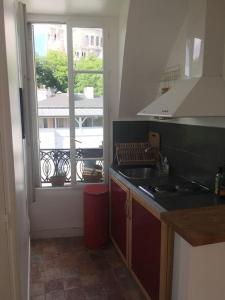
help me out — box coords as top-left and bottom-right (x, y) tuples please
(84, 184), (109, 249)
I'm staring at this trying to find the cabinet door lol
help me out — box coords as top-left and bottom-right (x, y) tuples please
(131, 196), (161, 300)
(110, 177), (129, 261)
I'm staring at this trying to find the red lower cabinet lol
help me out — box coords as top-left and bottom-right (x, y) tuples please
(110, 177), (129, 262)
(131, 195), (161, 300)
(110, 176), (163, 300)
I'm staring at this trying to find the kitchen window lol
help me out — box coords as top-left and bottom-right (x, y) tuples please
(31, 23), (106, 187)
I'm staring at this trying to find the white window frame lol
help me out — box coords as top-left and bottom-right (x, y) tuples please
(27, 16), (110, 188)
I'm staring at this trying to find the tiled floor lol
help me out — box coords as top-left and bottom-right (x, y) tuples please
(31, 237), (146, 300)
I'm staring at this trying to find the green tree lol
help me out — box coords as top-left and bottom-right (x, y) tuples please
(35, 51), (103, 96)
(75, 54), (103, 96)
(36, 51), (68, 92)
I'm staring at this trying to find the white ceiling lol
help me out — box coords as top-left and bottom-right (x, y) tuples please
(23, 0), (125, 16)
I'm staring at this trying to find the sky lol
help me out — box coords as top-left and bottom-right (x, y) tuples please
(33, 24), (49, 56)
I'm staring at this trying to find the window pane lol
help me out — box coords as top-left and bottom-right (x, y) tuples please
(78, 159), (104, 183)
(74, 73), (103, 149)
(93, 116), (103, 127)
(74, 73), (103, 97)
(73, 28), (103, 71)
(39, 118), (44, 128)
(72, 31), (104, 183)
(33, 23), (70, 187)
(96, 36), (99, 47)
(82, 117), (92, 128)
(91, 35), (94, 45)
(44, 118), (48, 128)
(39, 118), (50, 128)
(56, 117), (69, 128)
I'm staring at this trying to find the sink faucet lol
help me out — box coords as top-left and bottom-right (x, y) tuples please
(145, 146), (170, 174)
(144, 146), (152, 153)
(144, 146), (163, 163)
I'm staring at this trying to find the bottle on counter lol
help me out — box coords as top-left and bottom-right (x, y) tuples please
(215, 167), (222, 196)
(164, 157), (170, 174)
(161, 156), (170, 175)
(219, 166), (225, 197)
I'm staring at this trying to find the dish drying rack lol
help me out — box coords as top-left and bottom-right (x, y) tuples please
(115, 142), (159, 166)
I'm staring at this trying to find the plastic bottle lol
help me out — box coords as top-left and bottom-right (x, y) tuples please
(162, 157), (170, 175)
(215, 167), (222, 196)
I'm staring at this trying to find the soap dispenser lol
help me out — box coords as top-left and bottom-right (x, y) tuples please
(162, 157), (170, 175)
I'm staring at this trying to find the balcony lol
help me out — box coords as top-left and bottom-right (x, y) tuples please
(40, 148), (104, 186)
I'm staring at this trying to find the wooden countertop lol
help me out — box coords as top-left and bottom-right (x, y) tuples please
(161, 205), (225, 246)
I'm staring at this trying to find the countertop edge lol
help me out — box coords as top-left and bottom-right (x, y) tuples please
(161, 205), (225, 247)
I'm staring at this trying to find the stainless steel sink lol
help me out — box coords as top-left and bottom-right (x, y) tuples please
(119, 167), (157, 179)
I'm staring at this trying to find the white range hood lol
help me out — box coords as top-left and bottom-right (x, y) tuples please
(138, 0), (225, 118)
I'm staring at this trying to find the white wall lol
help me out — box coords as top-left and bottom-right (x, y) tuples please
(115, 0), (130, 120)
(172, 234), (225, 300)
(166, 17), (188, 78)
(30, 187), (84, 238)
(119, 0), (187, 118)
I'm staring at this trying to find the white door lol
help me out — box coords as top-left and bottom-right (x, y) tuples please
(0, 222), (13, 300)
(0, 136), (14, 300)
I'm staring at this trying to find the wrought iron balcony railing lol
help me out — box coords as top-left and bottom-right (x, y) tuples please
(40, 148), (104, 185)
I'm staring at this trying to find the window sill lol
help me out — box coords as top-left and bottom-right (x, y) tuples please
(35, 181), (106, 191)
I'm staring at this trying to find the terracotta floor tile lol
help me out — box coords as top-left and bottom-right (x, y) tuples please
(31, 238), (146, 300)
(63, 276), (81, 290)
(31, 282), (45, 297)
(31, 295), (45, 300)
(107, 294), (125, 300)
(123, 289), (147, 300)
(105, 252), (124, 268)
(94, 259), (111, 272)
(44, 267), (62, 281)
(113, 265), (130, 279)
(83, 285), (105, 298)
(45, 279), (64, 293)
(64, 287), (85, 300)
(100, 271), (119, 289)
(80, 273), (102, 288)
(62, 265), (80, 278)
(31, 269), (46, 283)
(45, 290), (65, 300)
(60, 255), (79, 270)
(85, 296), (107, 300)
(79, 261), (97, 276)
(43, 259), (57, 270)
(119, 275), (140, 291)
(31, 255), (43, 265)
